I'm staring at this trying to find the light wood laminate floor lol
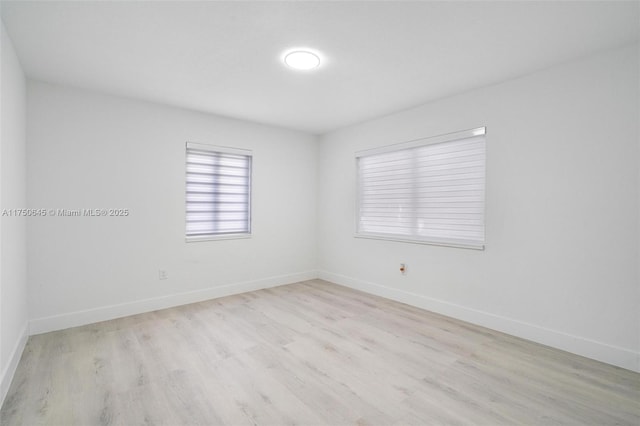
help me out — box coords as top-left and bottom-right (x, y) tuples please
(1, 279), (639, 425)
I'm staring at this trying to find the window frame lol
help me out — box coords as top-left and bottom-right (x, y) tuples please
(354, 127), (486, 250)
(185, 142), (253, 243)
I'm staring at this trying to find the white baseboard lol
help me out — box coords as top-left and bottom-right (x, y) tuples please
(1, 322), (28, 407)
(30, 270), (319, 335)
(318, 270), (640, 373)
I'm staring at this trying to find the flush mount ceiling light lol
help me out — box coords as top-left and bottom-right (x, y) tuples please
(284, 50), (320, 70)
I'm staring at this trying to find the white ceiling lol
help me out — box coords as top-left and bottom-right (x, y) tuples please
(1, 1), (638, 135)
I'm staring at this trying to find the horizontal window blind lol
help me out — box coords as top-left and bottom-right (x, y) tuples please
(356, 128), (485, 249)
(186, 143), (252, 241)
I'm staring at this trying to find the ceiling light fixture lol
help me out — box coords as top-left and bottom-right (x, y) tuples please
(284, 50), (320, 70)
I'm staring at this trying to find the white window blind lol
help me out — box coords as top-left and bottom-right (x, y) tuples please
(356, 127), (485, 249)
(186, 142), (252, 241)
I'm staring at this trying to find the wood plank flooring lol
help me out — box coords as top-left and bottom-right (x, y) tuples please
(1, 279), (639, 425)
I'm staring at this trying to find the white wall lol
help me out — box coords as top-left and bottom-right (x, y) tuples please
(0, 21), (29, 403)
(27, 82), (317, 332)
(318, 44), (640, 372)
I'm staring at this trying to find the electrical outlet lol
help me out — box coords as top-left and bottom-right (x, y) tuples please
(159, 270), (168, 280)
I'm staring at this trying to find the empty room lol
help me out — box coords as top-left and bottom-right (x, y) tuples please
(1, 0), (639, 425)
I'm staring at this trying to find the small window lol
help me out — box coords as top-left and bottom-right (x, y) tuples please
(356, 127), (485, 249)
(185, 142), (252, 242)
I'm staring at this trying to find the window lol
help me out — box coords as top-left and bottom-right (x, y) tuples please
(356, 127), (485, 249)
(185, 142), (252, 241)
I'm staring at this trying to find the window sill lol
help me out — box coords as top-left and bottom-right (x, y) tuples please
(354, 233), (484, 250)
(186, 233), (252, 243)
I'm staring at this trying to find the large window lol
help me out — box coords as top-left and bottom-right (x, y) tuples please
(185, 142), (252, 241)
(356, 127), (485, 249)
